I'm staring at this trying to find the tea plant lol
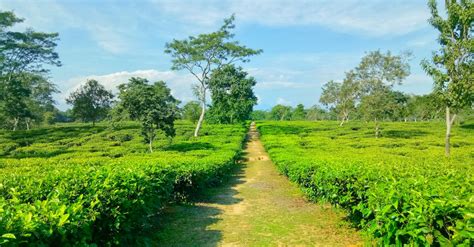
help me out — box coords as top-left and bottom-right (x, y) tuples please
(0, 121), (246, 245)
(258, 120), (473, 246)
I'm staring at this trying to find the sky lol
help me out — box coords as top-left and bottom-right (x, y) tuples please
(1, 0), (443, 110)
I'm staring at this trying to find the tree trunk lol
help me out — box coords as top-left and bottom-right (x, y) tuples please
(12, 117), (19, 131)
(375, 118), (380, 138)
(194, 96), (206, 137)
(25, 118), (30, 130)
(339, 111), (349, 126)
(149, 138), (153, 153)
(445, 106), (456, 157)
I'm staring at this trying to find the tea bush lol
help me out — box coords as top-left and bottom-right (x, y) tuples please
(0, 121), (246, 245)
(258, 121), (473, 246)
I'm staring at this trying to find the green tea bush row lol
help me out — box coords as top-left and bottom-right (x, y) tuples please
(0, 122), (246, 245)
(258, 121), (473, 246)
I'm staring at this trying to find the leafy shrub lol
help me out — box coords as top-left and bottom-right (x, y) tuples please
(258, 120), (473, 246)
(0, 121), (246, 245)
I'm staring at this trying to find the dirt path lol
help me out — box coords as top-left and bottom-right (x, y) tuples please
(154, 123), (362, 246)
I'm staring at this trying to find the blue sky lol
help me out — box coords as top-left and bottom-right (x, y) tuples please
(1, 0), (442, 110)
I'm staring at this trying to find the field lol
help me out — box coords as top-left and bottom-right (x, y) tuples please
(257, 121), (474, 246)
(1, 120), (473, 246)
(0, 121), (246, 245)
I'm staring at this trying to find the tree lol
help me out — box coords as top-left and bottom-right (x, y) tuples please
(387, 91), (410, 121)
(116, 77), (179, 152)
(0, 11), (60, 77)
(319, 71), (359, 126)
(406, 93), (443, 121)
(355, 50), (410, 137)
(306, 105), (330, 121)
(0, 11), (61, 130)
(207, 65), (257, 124)
(66, 80), (113, 126)
(0, 72), (58, 130)
(165, 15), (262, 136)
(358, 87), (395, 137)
(182, 101), (202, 123)
(421, 0), (473, 156)
(250, 110), (268, 120)
(291, 104), (306, 120)
(270, 104), (292, 121)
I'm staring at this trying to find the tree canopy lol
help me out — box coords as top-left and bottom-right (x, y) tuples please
(66, 79), (113, 125)
(208, 65), (257, 124)
(0, 10), (61, 130)
(116, 77), (180, 152)
(165, 14), (262, 136)
(421, 0), (473, 156)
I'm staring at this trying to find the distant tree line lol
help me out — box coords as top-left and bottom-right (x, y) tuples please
(1, 0), (472, 156)
(0, 11), (261, 152)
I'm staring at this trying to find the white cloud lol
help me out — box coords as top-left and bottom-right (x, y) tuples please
(276, 97), (292, 106)
(1, 0), (435, 56)
(0, 0), (138, 54)
(58, 69), (195, 109)
(152, 0), (432, 36)
(394, 73), (433, 95)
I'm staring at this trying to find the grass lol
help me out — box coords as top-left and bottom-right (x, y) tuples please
(257, 120), (474, 245)
(153, 124), (363, 246)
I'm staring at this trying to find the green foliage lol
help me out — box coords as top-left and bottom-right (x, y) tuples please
(0, 11), (61, 76)
(291, 104), (306, 120)
(181, 101), (202, 123)
(0, 121), (247, 245)
(250, 110), (269, 120)
(0, 73), (58, 130)
(421, 0), (473, 156)
(306, 105), (332, 120)
(258, 120), (473, 246)
(355, 51), (411, 135)
(270, 104), (292, 121)
(116, 77), (179, 152)
(320, 71), (359, 124)
(66, 79), (113, 125)
(0, 10), (61, 131)
(208, 65), (257, 124)
(165, 14), (262, 136)
(421, 0), (473, 111)
(406, 93), (443, 121)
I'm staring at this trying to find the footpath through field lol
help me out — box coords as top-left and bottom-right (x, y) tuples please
(154, 123), (362, 246)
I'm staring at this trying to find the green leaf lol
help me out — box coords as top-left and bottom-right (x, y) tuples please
(1, 233), (16, 239)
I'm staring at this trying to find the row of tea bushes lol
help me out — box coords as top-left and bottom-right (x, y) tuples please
(0, 122), (247, 245)
(258, 121), (473, 246)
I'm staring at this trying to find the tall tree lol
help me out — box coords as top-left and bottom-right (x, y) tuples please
(116, 77), (179, 152)
(250, 110), (269, 120)
(0, 11), (61, 130)
(355, 50), (410, 137)
(165, 15), (262, 136)
(66, 80), (113, 126)
(181, 101), (202, 123)
(208, 65), (257, 124)
(291, 104), (306, 120)
(270, 104), (292, 121)
(421, 0), (473, 156)
(320, 71), (359, 126)
(358, 87), (395, 137)
(306, 105), (330, 121)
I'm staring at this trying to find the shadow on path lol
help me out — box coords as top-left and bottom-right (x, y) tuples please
(151, 123), (362, 246)
(151, 161), (246, 247)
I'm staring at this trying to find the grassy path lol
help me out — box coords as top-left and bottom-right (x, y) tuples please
(153, 123), (362, 246)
